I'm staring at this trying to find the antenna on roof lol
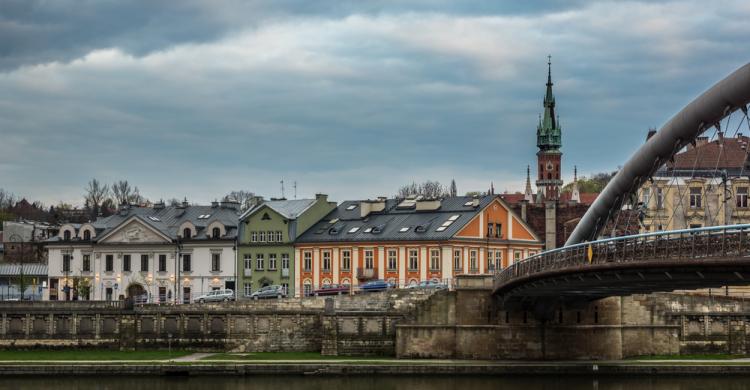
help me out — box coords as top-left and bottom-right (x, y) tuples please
(293, 181), (297, 199)
(280, 179), (285, 199)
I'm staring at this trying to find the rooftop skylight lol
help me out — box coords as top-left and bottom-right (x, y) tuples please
(436, 226), (448, 232)
(346, 204), (357, 210)
(348, 227), (360, 234)
(399, 227), (410, 233)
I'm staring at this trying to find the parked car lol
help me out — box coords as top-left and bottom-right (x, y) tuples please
(406, 280), (447, 290)
(196, 289), (235, 303)
(249, 285), (286, 300)
(311, 284), (350, 296)
(358, 279), (394, 293)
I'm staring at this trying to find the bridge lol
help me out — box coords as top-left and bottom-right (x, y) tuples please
(495, 61), (750, 311)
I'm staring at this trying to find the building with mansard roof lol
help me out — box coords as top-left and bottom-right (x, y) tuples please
(45, 199), (240, 302)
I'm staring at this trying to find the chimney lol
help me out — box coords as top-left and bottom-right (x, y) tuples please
(360, 199), (386, 218)
(181, 198), (189, 208)
(153, 201), (165, 210)
(118, 204), (129, 216)
(416, 199), (441, 211)
(211, 200), (219, 208)
(520, 200), (528, 222)
(315, 193), (328, 203)
(471, 198), (480, 208)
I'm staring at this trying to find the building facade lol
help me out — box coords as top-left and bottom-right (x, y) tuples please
(45, 200), (239, 302)
(237, 194), (336, 298)
(640, 134), (750, 232)
(293, 195), (543, 297)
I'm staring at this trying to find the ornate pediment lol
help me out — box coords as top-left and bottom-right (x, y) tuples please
(99, 219), (171, 244)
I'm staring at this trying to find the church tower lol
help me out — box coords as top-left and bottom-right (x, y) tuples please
(535, 56), (563, 202)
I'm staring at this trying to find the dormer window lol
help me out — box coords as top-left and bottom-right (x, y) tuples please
(262, 213), (271, 220)
(83, 230), (91, 240)
(183, 228), (192, 239)
(212, 227), (221, 239)
(63, 230), (71, 241)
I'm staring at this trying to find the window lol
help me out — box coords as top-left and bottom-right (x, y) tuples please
(276, 231), (283, 242)
(341, 250), (351, 271)
(123, 255), (131, 272)
(269, 253), (277, 270)
(430, 249), (440, 270)
(656, 187), (665, 209)
(453, 249), (462, 271)
(158, 254), (167, 272)
(281, 253), (290, 270)
(182, 254), (192, 272)
(642, 188), (651, 206)
(488, 250), (494, 271)
(211, 253), (221, 272)
(690, 224), (702, 229)
(322, 251), (331, 272)
(487, 223), (494, 237)
(469, 250), (477, 271)
(738, 187), (749, 208)
(267, 230), (274, 243)
(251, 232), (258, 242)
(183, 228), (191, 239)
(364, 250), (374, 270)
(303, 251), (312, 271)
(408, 249), (418, 271)
(62, 254), (71, 273)
(83, 230), (91, 240)
(282, 283), (289, 296)
(495, 250), (503, 269)
(244, 254), (252, 270)
(212, 227), (221, 239)
(495, 223), (502, 238)
(689, 187), (702, 209)
(303, 281), (312, 297)
(256, 254), (265, 270)
(262, 212), (271, 220)
(259, 231), (266, 242)
(140, 254), (148, 271)
(105, 255), (114, 272)
(513, 250), (522, 264)
(82, 254), (91, 272)
(387, 249), (397, 271)
(63, 230), (71, 240)
(244, 282), (253, 297)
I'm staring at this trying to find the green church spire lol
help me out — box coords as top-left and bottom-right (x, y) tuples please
(537, 55), (562, 151)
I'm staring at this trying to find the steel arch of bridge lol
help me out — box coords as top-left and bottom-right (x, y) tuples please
(566, 62), (750, 246)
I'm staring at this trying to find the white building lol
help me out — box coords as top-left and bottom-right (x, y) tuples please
(45, 200), (239, 303)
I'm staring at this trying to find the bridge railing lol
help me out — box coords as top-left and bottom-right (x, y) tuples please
(495, 223), (750, 291)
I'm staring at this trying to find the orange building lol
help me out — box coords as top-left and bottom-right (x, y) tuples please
(293, 195), (542, 296)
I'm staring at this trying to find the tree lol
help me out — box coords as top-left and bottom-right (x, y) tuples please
(562, 170), (618, 194)
(449, 179), (458, 197)
(112, 180), (133, 205)
(224, 190), (260, 211)
(396, 180), (449, 199)
(0, 188), (16, 209)
(84, 179), (110, 218)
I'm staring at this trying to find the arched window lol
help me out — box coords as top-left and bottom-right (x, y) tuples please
(83, 230), (91, 240)
(63, 230), (71, 240)
(212, 227), (221, 239)
(183, 228), (191, 239)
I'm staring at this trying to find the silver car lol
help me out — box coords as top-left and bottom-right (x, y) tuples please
(249, 285), (286, 300)
(196, 289), (235, 303)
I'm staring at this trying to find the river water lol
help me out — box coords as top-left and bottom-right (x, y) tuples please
(2, 375), (750, 389)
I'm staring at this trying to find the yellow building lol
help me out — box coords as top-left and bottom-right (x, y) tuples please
(640, 134), (750, 232)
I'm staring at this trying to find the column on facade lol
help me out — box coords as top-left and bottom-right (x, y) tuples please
(419, 247), (428, 281)
(377, 246), (385, 279)
(294, 248), (302, 297)
(351, 247), (359, 287)
(332, 248), (340, 284)
(398, 247), (406, 287)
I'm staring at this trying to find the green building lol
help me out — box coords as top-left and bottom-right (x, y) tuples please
(237, 194), (335, 298)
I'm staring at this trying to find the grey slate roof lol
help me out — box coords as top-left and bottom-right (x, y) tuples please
(296, 195), (497, 243)
(47, 204), (240, 243)
(0, 263), (47, 276)
(240, 199), (317, 221)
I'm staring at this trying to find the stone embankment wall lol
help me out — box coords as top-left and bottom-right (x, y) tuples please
(0, 290), (435, 355)
(396, 275), (750, 360)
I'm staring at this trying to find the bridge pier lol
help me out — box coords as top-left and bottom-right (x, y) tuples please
(396, 275), (686, 360)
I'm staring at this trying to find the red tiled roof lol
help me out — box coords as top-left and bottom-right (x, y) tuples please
(671, 135), (750, 170)
(498, 193), (526, 203)
(500, 192), (598, 205)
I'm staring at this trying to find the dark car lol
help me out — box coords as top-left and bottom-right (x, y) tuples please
(358, 279), (394, 292)
(311, 284), (350, 296)
(249, 285), (286, 300)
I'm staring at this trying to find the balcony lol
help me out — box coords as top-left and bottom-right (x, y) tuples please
(357, 267), (375, 280)
(281, 268), (289, 278)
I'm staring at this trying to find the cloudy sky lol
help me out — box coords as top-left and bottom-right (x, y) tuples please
(1, 1), (749, 206)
